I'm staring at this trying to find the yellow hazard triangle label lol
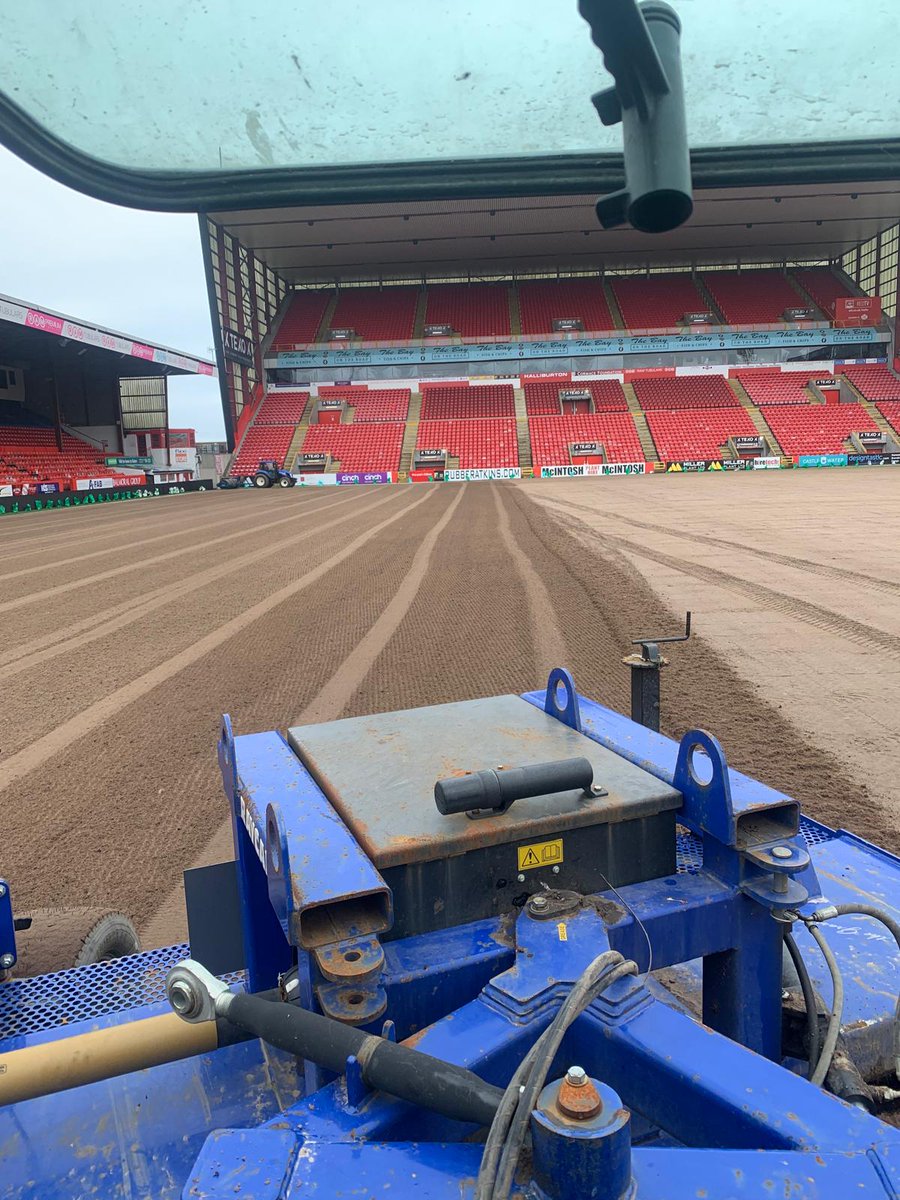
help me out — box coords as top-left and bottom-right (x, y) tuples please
(517, 838), (563, 871)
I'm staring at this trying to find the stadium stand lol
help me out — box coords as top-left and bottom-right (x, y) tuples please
(424, 285), (510, 338)
(416, 418), (518, 468)
(523, 380), (628, 415)
(760, 402), (877, 455)
(702, 270), (816, 324)
(877, 402), (900, 436)
(839, 363), (900, 401)
(318, 387), (411, 422)
(645, 407), (759, 462)
(610, 274), (713, 329)
(327, 287), (419, 342)
(517, 278), (615, 335)
(735, 370), (817, 405)
(253, 391), (309, 424)
(230, 426), (296, 475)
(297, 423), (405, 472)
(792, 268), (856, 316)
(0, 426), (139, 487)
(270, 291), (333, 347)
(528, 413), (645, 466)
(632, 375), (740, 410)
(420, 384), (515, 420)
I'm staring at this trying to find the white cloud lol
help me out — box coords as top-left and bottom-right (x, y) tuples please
(0, 146), (224, 439)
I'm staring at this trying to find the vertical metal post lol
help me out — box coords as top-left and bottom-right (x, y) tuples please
(701, 897), (784, 1060)
(626, 649), (663, 732)
(623, 613), (690, 732)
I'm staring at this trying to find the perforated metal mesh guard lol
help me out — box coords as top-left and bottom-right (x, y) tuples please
(0, 942), (246, 1044)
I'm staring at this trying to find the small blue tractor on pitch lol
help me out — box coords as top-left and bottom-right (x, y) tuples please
(252, 459), (296, 488)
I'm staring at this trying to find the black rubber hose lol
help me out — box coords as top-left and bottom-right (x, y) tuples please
(223, 990), (503, 1126)
(784, 930), (820, 1077)
(492, 960), (638, 1200)
(810, 903), (900, 1081)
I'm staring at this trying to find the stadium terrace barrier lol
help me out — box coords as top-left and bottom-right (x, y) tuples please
(539, 463), (646, 478)
(0, 479), (210, 515)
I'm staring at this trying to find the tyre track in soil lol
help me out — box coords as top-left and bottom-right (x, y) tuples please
(0, 487), (372, 685)
(502, 487), (891, 852)
(544, 496), (900, 598)
(0, 490), (349, 611)
(4, 486), (448, 936)
(0, 494), (226, 556)
(0, 486), (415, 793)
(0, 491), (302, 582)
(0, 489), (404, 757)
(143, 486), (473, 944)
(576, 524), (900, 662)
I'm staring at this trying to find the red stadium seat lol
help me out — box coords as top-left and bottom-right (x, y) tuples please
(420, 385), (515, 420)
(644, 408), (759, 461)
(317, 388), (410, 423)
(735, 370), (818, 405)
(839, 364), (900, 402)
(528, 414), (644, 466)
(270, 291), (333, 347)
(424, 285), (510, 339)
(417, 419), (518, 469)
(611, 274), (711, 330)
(760, 402), (877, 455)
(632, 376), (740, 410)
(517, 279), (615, 336)
(702, 271), (819, 324)
(523, 380), (628, 415)
(297, 424), (404, 472)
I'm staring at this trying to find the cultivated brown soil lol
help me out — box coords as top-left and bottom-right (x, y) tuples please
(1, 473), (897, 959)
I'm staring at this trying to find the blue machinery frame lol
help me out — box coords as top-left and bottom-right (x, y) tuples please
(2, 671), (900, 1198)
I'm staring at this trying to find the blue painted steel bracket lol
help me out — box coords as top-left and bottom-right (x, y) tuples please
(524, 685), (800, 839)
(0, 878), (15, 969)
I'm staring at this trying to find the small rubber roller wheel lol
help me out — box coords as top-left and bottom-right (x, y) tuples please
(13, 908), (141, 977)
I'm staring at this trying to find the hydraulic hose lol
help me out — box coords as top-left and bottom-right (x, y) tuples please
(475, 950), (639, 1200)
(809, 903), (900, 1082)
(222, 990), (503, 1126)
(784, 929), (820, 1078)
(807, 923), (845, 1087)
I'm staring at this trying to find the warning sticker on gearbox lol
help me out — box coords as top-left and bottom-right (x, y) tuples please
(517, 838), (564, 871)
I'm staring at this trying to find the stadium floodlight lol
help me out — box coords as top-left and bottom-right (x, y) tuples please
(0, 0), (896, 215)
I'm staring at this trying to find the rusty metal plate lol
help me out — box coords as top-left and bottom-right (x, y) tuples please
(287, 696), (680, 869)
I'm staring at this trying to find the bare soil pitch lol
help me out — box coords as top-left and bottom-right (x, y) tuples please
(1, 474), (896, 958)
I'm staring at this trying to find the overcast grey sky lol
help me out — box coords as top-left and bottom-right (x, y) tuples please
(0, 145), (225, 440)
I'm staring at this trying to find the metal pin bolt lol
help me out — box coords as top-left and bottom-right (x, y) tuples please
(552, 865), (560, 875)
(531, 895), (549, 911)
(0, 953), (15, 969)
(169, 979), (198, 1017)
(517, 874), (525, 883)
(0, 884), (6, 897)
(565, 1066), (587, 1087)
(772, 846), (792, 860)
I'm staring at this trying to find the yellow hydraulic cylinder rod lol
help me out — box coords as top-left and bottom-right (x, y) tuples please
(0, 1011), (218, 1107)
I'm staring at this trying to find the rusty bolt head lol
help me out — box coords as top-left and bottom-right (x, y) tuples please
(558, 1069), (602, 1120)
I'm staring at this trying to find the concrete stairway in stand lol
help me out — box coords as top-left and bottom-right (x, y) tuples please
(513, 387), (533, 470)
(623, 382), (661, 465)
(399, 391), (423, 472)
(313, 292), (340, 342)
(727, 378), (784, 454)
(281, 394), (315, 469)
